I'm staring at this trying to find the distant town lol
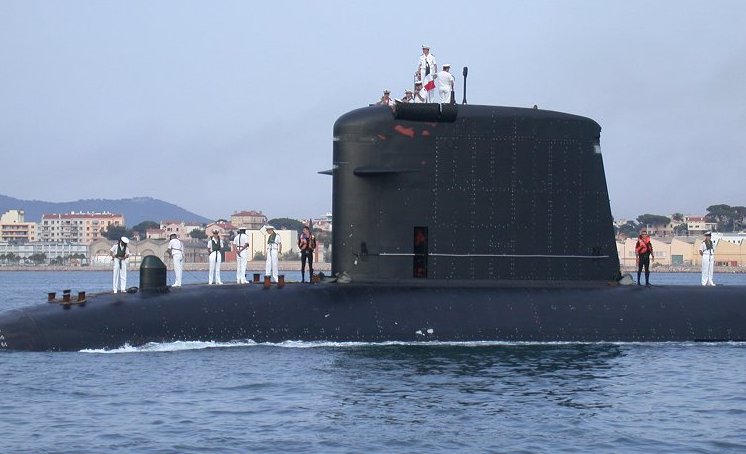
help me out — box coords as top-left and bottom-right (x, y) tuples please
(1, 203), (744, 271)
(614, 205), (745, 270)
(0, 208), (333, 269)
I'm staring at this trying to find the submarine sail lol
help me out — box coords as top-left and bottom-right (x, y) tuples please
(332, 104), (619, 283)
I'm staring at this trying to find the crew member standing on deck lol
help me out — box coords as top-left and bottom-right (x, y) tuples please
(264, 225), (282, 283)
(233, 227), (250, 284)
(635, 230), (654, 286)
(415, 44), (437, 82)
(437, 63), (455, 104)
(110, 236), (130, 293)
(298, 225), (315, 283)
(699, 231), (716, 286)
(167, 233), (184, 287)
(207, 229), (223, 285)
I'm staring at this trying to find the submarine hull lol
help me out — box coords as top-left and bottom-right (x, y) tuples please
(3, 104), (744, 352)
(2, 283), (745, 351)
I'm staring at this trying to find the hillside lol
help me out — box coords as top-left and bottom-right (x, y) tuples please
(0, 194), (211, 226)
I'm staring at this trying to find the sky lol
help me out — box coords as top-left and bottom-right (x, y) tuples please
(1, 1), (744, 222)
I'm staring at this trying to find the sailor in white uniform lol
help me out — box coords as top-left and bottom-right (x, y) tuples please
(437, 63), (455, 104)
(376, 89), (395, 107)
(207, 229), (223, 285)
(699, 231), (716, 286)
(110, 236), (130, 293)
(233, 227), (250, 284)
(415, 44), (437, 82)
(167, 233), (184, 287)
(264, 225), (282, 283)
(412, 81), (426, 103)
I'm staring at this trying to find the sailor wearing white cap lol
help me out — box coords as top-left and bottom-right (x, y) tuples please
(376, 89), (395, 106)
(699, 231), (716, 286)
(233, 227), (250, 284)
(402, 88), (414, 103)
(110, 236), (130, 293)
(436, 63), (455, 104)
(207, 229), (223, 285)
(412, 80), (426, 103)
(263, 225), (282, 283)
(167, 233), (184, 287)
(415, 44), (437, 82)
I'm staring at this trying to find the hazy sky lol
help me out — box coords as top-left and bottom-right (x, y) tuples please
(1, 1), (744, 222)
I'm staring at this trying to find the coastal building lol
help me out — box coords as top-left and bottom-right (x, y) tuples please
(670, 237), (699, 266)
(711, 233), (746, 267)
(244, 229), (299, 260)
(685, 215), (717, 236)
(0, 241), (88, 265)
(230, 211), (267, 230)
(205, 221), (238, 239)
(311, 213), (333, 232)
(159, 221), (191, 240)
(38, 211), (124, 244)
(619, 236), (689, 267)
(0, 209), (36, 242)
(146, 228), (167, 240)
(183, 222), (204, 237)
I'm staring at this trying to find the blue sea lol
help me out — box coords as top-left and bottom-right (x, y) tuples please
(1, 270), (746, 453)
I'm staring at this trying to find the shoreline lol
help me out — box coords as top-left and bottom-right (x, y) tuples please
(620, 265), (746, 274)
(2, 264), (744, 274)
(0, 261), (332, 273)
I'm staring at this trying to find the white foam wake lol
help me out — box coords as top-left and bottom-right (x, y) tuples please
(77, 339), (735, 354)
(80, 339), (258, 354)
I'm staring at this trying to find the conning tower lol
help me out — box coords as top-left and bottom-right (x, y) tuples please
(331, 103), (619, 283)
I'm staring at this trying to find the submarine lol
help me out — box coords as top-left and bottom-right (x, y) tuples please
(2, 101), (746, 351)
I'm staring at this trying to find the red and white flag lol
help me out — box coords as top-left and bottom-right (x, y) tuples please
(423, 73), (437, 92)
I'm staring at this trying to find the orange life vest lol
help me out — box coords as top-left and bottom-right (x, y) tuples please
(635, 237), (652, 255)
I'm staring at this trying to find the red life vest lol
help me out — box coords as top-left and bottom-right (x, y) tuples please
(635, 236), (652, 255)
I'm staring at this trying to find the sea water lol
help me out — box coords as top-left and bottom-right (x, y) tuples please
(1, 271), (745, 453)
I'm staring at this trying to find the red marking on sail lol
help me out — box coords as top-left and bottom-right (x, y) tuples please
(394, 125), (415, 138)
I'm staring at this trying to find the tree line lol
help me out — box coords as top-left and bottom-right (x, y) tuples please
(616, 204), (746, 238)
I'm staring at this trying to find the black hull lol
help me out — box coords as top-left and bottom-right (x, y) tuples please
(1, 283), (745, 351)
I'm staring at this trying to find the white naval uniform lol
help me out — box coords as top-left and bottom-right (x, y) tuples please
(420, 73), (439, 103)
(110, 243), (129, 293)
(416, 53), (437, 81)
(377, 97), (395, 106)
(265, 232), (282, 283)
(233, 232), (249, 284)
(168, 238), (184, 287)
(207, 237), (223, 285)
(412, 89), (427, 103)
(699, 240), (716, 286)
(436, 70), (455, 104)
